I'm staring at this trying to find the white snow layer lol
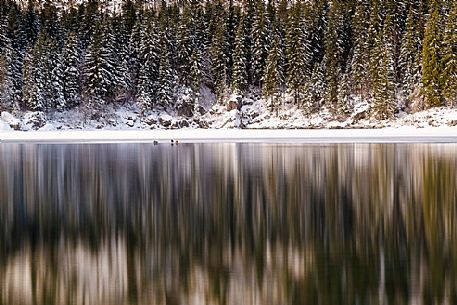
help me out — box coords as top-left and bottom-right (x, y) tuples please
(2, 92), (457, 143)
(2, 128), (457, 144)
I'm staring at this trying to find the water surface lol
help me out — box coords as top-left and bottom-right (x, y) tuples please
(0, 143), (456, 305)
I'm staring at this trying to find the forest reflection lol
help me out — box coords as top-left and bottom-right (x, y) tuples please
(0, 143), (456, 305)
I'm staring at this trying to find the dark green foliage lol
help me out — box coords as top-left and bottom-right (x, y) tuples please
(0, 0), (453, 118)
(350, 0), (370, 99)
(231, 15), (248, 93)
(211, 17), (228, 100)
(263, 23), (284, 114)
(372, 11), (397, 119)
(285, 0), (309, 107)
(251, 0), (268, 87)
(399, 0), (423, 100)
(156, 34), (176, 108)
(422, 1), (444, 108)
(137, 16), (160, 113)
(442, 1), (456, 106)
(62, 32), (82, 109)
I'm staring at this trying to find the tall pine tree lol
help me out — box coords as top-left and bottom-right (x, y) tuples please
(441, 1), (456, 106)
(422, 1), (444, 108)
(62, 32), (82, 110)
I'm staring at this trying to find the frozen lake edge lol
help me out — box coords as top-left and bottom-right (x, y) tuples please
(2, 128), (457, 144)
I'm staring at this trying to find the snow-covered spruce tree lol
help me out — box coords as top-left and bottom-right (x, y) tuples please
(350, 0), (370, 100)
(251, 0), (268, 88)
(129, 17), (143, 95)
(441, 1), (456, 106)
(231, 15), (248, 94)
(422, 1), (444, 108)
(372, 12), (397, 120)
(83, 22), (108, 109)
(0, 44), (16, 112)
(137, 16), (160, 114)
(225, 0), (238, 84)
(399, 0), (423, 102)
(308, 0), (327, 67)
(111, 17), (130, 102)
(23, 0), (39, 47)
(176, 6), (194, 86)
(304, 61), (326, 113)
(337, 72), (351, 115)
(286, 0), (309, 108)
(22, 33), (63, 112)
(367, 0), (384, 100)
(8, 6), (28, 110)
(242, 0), (255, 85)
(211, 17), (228, 101)
(156, 35), (176, 108)
(189, 47), (204, 103)
(263, 25), (284, 116)
(324, 1), (345, 116)
(119, 0), (139, 93)
(41, 0), (64, 48)
(62, 31), (82, 109)
(0, 20), (17, 112)
(47, 37), (65, 110)
(80, 0), (100, 49)
(83, 20), (120, 108)
(22, 34), (48, 112)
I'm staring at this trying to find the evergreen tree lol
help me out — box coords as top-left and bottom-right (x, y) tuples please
(189, 46), (204, 104)
(47, 37), (65, 110)
(304, 61), (326, 114)
(251, 0), (268, 87)
(231, 16), (248, 94)
(350, 0), (370, 100)
(286, 1), (309, 107)
(129, 17), (143, 95)
(263, 24), (284, 115)
(225, 0), (237, 83)
(83, 23), (108, 108)
(156, 39), (176, 108)
(62, 32), (82, 109)
(372, 13), (397, 120)
(83, 20), (123, 107)
(367, 0), (383, 100)
(324, 2), (345, 115)
(422, 1), (444, 108)
(110, 18), (130, 101)
(441, 1), (456, 106)
(211, 18), (228, 101)
(41, 0), (63, 47)
(242, 0), (255, 84)
(23, 0), (39, 46)
(399, 1), (423, 100)
(8, 6), (27, 110)
(0, 18), (16, 111)
(80, 0), (100, 49)
(337, 72), (351, 115)
(23, 34), (47, 111)
(137, 17), (160, 113)
(176, 6), (194, 86)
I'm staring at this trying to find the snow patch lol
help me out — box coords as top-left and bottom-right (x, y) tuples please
(1, 112), (21, 130)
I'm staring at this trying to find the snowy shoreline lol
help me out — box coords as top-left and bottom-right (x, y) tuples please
(2, 128), (457, 144)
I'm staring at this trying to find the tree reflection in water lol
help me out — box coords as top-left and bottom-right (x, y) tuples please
(0, 143), (456, 305)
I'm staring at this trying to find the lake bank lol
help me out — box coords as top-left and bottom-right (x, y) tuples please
(2, 128), (457, 144)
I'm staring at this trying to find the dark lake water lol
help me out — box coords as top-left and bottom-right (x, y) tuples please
(0, 143), (456, 305)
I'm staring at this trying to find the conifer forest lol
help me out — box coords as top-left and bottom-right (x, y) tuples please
(0, 0), (455, 122)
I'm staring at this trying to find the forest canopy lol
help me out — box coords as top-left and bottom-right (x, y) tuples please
(0, 0), (455, 119)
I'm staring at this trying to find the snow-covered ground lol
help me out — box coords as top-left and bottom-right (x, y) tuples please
(3, 128), (457, 144)
(2, 93), (457, 136)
